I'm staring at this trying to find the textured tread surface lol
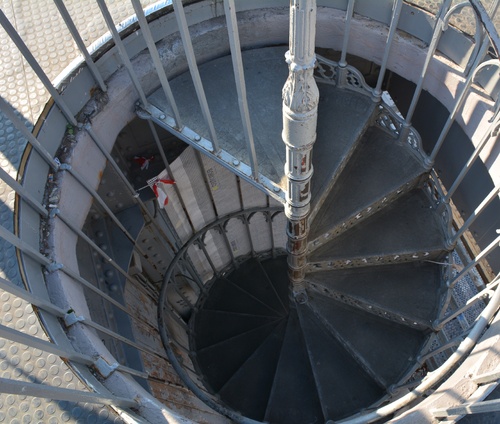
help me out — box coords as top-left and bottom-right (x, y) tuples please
(309, 190), (446, 262)
(264, 308), (324, 424)
(310, 85), (375, 213)
(310, 126), (425, 240)
(298, 302), (383, 421)
(308, 292), (427, 387)
(194, 319), (281, 393)
(218, 319), (288, 421)
(306, 262), (443, 324)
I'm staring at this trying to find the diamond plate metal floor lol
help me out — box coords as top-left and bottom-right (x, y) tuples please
(0, 1), (158, 422)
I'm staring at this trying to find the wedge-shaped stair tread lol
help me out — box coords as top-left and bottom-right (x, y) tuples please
(308, 292), (427, 387)
(306, 262), (443, 323)
(201, 277), (282, 318)
(218, 319), (288, 421)
(194, 319), (280, 393)
(148, 46), (288, 185)
(259, 256), (290, 312)
(309, 190), (446, 262)
(265, 308), (323, 424)
(311, 86), (375, 210)
(227, 258), (287, 316)
(192, 310), (279, 350)
(298, 303), (383, 421)
(310, 126), (425, 240)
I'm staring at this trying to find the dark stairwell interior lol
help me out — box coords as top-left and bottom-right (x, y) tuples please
(72, 45), (483, 423)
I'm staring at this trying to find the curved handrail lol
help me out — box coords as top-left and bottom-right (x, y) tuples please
(157, 206), (284, 424)
(340, 270), (500, 423)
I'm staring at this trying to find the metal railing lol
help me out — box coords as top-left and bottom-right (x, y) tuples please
(157, 207), (284, 423)
(0, 0), (498, 422)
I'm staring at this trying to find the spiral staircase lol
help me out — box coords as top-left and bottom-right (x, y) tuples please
(151, 44), (453, 422)
(0, 1), (499, 424)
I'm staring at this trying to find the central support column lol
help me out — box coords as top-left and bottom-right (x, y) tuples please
(282, 0), (319, 303)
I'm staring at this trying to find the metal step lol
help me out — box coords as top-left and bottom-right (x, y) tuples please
(226, 257), (288, 316)
(193, 319), (281, 393)
(309, 126), (426, 245)
(307, 291), (428, 388)
(297, 302), (383, 421)
(306, 262), (444, 327)
(148, 46), (289, 190)
(259, 255), (290, 312)
(218, 318), (288, 421)
(200, 276), (283, 318)
(308, 190), (448, 269)
(191, 309), (281, 350)
(264, 307), (324, 424)
(309, 85), (376, 222)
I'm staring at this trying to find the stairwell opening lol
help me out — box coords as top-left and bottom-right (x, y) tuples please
(11, 1), (500, 423)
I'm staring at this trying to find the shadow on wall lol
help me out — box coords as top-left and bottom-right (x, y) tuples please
(387, 73), (500, 273)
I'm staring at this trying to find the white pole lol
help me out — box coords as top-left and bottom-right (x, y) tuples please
(282, 0), (319, 301)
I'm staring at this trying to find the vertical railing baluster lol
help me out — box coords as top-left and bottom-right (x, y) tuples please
(448, 234), (500, 289)
(373, 0), (404, 99)
(401, 0), (453, 137)
(451, 185), (500, 246)
(198, 236), (218, 276)
(0, 98), (59, 170)
(0, 6), (179, 256)
(0, 166), (48, 218)
(444, 114), (499, 203)
(97, 0), (148, 106)
(131, 0), (182, 128)
(52, 0), (107, 92)
(339, 0), (355, 68)
(171, 0), (219, 152)
(427, 45), (494, 166)
(219, 223), (236, 267)
(223, 0), (259, 180)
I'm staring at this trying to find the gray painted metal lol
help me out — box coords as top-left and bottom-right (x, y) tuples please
(131, 0), (182, 128)
(0, 378), (136, 408)
(445, 112), (500, 203)
(224, 0), (259, 180)
(373, 0), (403, 98)
(339, 0), (355, 67)
(473, 369), (500, 385)
(0, 0), (498, 420)
(138, 103), (285, 203)
(403, 0), (453, 130)
(428, 44), (495, 166)
(0, 9), (78, 127)
(0, 323), (94, 365)
(97, 0), (148, 106)
(171, 0), (219, 152)
(432, 398), (500, 417)
(451, 184), (500, 246)
(448, 234), (500, 288)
